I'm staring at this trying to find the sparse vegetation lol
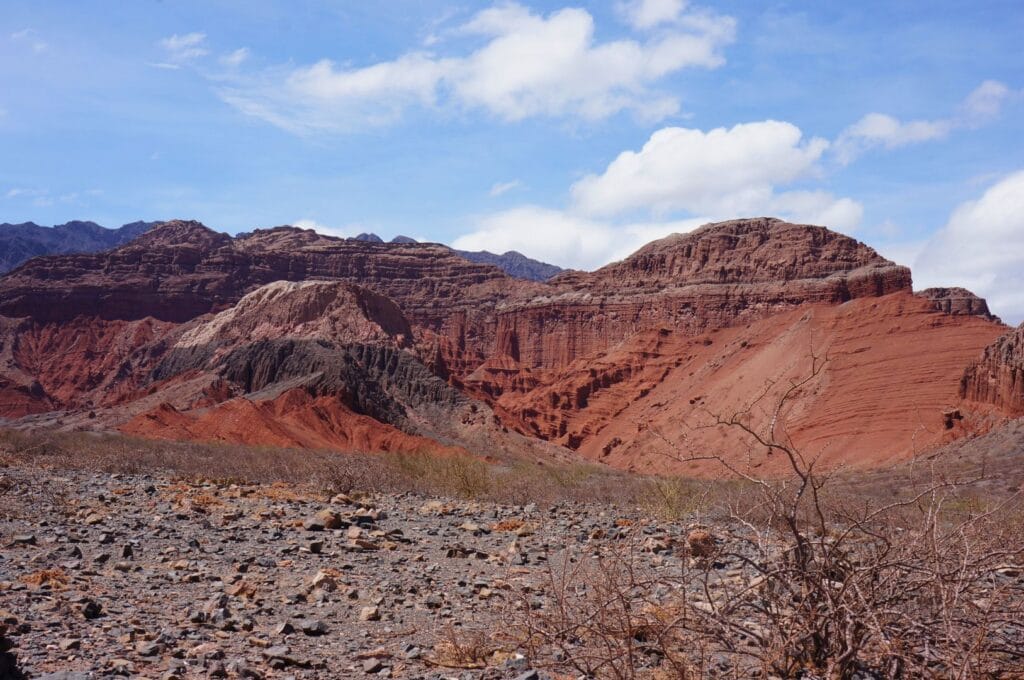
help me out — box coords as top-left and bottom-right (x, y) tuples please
(3, 399), (1024, 679)
(501, 354), (1024, 678)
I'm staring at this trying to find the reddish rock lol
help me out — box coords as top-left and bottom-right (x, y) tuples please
(0, 220), (541, 377)
(0, 216), (1009, 473)
(961, 323), (1024, 415)
(916, 287), (998, 320)
(489, 218), (912, 372)
(120, 389), (468, 456)
(482, 293), (1007, 474)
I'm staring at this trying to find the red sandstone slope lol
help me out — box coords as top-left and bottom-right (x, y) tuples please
(121, 389), (465, 455)
(0, 216), (1014, 472)
(480, 292), (1006, 475)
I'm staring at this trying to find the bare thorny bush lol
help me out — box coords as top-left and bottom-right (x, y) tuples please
(504, 351), (1024, 679)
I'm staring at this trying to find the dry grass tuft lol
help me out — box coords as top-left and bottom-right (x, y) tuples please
(20, 568), (69, 590)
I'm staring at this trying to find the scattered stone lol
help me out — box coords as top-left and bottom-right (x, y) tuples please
(80, 599), (103, 620)
(135, 641), (161, 656)
(301, 619), (328, 636)
(58, 638), (81, 651)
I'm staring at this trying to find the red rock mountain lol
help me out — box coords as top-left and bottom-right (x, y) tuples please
(0, 217), (1013, 473)
(960, 323), (1024, 415)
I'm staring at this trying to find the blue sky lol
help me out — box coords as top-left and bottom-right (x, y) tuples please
(2, 1), (1023, 320)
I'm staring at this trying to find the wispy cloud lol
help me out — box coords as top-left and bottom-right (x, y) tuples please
(158, 32), (208, 63)
(616, 0), (687, 30)
(220, 47), (250, 68)
(489, 180), (522, 197)
(834, 80), (1014, 164)
(216, 1), (735, 134)
(11, 28), (47, 53)
(4, 187), (47, 200)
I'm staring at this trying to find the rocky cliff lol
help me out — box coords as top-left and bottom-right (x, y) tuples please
(0, 216), (1009, 472)
(0, 220), (546, 375)
(486, 218), (912, 372)
(960, 323), (1024, 415)
(917, 287), (998, 320)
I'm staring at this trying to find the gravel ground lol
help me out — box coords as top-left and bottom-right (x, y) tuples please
(0, 465), (712, 679)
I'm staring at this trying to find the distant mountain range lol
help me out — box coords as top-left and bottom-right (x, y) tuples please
(353, 232), (565, 281)
(0, 222), (566, 282)
(450, 248), (565, 282)
(0, 220), (157, 273)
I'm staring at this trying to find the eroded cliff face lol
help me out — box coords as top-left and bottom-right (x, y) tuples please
(0, 216), (1009, 471)
(0, 220), (543, 376)
(480, 293), (1008, 474)
(961, 324), (1024, 415)
(486, 218), (912, 374)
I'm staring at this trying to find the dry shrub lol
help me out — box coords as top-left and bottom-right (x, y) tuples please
(505, 542), (710, 679)
(504, 353), (1024, 679)
(427, 627), (496, 670)
(20, 568), (69, 590)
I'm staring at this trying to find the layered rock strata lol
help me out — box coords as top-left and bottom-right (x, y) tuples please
(961, 323), (1024, 415)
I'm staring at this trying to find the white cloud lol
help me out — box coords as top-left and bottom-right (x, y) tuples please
(834, 80), (1012, 164)
(618, 0), (687, 30)
(488, 180), (522, 197)
(452, 205), (705, 270)
(454, 118), (866, 271)
(959, 79), (1011, 126)
(11, 28), (47, 53)
(218, 2), (734, 133)
(4, 187), (46, 200)
(835, 113), (951, 161)
(569, 121), (845, 221)
(159, 32), (208, 63)
(914, 171), (1024, 324)
(873, 239), (927, 270)
(220, 47), (250, 68)
(292, 219), (361, 239)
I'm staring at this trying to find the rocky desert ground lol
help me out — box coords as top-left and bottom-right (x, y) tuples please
(2, 427), (1024, 679)
(2, 218), (1024, 679)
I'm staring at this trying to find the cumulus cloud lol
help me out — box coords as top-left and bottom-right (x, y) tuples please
(913, 171), (1024, 324)
(834, 80), (1012, 163)
(452, 206), (705, 270)
(568, 121), (859, 230)
(159, 32), (209, 63)
(292, 219), (361, 239)
(454, 119), (864, 271)
(617, 0), (688, 29)
(217, 2), (734, 133)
